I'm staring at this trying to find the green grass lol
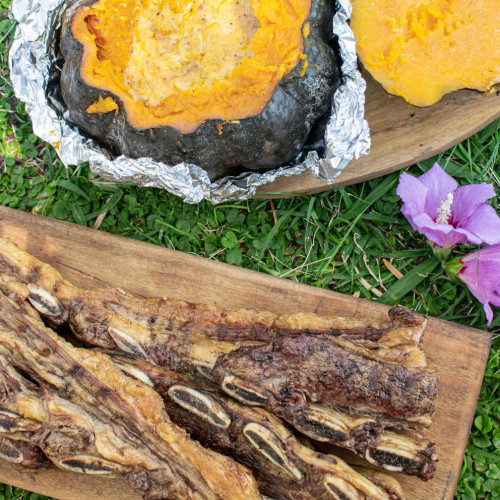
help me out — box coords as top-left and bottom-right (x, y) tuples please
(0, 4), (499, 499)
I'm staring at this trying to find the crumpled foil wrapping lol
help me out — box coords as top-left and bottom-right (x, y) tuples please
(9, 0), (370, 204)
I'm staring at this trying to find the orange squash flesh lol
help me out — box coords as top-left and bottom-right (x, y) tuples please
(86, 95), (119, 114)
(72, 0), (311, 133)
(351, 0), (500, 106)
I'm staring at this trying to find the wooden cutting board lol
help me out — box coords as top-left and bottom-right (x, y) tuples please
(0, 206), (492, 500)
(255, 74), (500, 197)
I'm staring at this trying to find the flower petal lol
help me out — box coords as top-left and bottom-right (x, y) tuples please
(460, 204), (500, 245)
(401, 204), (420, 231)
(459, 246), (500, 324)
(461, 243), (500, 264)
(410, 213), (450, 246)
(460, 257), (500, 300)
(417, 163), (458, 219)
(451, 183), (496, 223)
(483, 302), (494, 325)
(410, 213), (479, 248)
(440, 227), (484, 248)
(397, 172), (428, 208)
(458, 261), (500, 325)
(397, 172), (428, 227)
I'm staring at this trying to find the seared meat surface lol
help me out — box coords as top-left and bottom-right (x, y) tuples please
(112, 355), (407, 499)
(114, 354), (435, 487)
(213, 334), (437, 426)
(0, 293), (409, 500)
(0, 238), (428, 373)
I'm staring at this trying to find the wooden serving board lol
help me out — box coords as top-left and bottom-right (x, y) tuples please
(255, 74), (500, 197)
(0, 206), (492, 500)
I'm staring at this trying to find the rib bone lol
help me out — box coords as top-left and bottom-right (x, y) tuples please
(365, 432), (438, 479)
(292, 405), (378, 444)
(168, 385), (231, 429)
(0, 437), (49, 470)
(243, 423), (304, 481)
(27, 285), (67, 321)
(0, 410), (42, 434)
(324, 475), (364, 500)
(222, 375), (270, 406)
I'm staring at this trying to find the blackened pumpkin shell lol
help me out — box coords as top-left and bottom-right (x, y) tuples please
(60, 0), (339, 181)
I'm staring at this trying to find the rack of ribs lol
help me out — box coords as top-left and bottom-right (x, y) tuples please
(0, 238), (438, 480)
(0, 291), (263, 499)
(0, 290), (408, 500)
(111, 354), (422, 496)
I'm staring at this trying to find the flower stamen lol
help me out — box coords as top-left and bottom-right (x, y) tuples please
(436, 193), (454, 224)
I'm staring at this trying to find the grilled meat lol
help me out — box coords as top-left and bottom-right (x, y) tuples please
(114, 354), (434, 485)
(0, 238), (438, 480)
(0, 292), (261, 500)
(113, 355), (407, 499)
(0, 237), (428, 371)
(0, 295), (409, 500)
(213, 334), (437, 426)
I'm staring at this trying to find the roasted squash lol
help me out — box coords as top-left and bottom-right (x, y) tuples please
(351, 0), (500, 106)
(60, 0), (338, 180)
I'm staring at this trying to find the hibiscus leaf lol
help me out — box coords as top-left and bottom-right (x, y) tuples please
(378, 257), (440, 304)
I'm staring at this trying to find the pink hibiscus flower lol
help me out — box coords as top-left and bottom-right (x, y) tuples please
(397, 163), (500, 248)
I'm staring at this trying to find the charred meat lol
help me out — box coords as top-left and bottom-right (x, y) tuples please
(213, 334), (437, 426)
(0, 238), (438, 482)
(0, 237), (428, 372)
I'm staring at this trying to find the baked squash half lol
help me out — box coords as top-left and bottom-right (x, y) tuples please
(351, 0), (500, 106)
(60, 0), (339, 180)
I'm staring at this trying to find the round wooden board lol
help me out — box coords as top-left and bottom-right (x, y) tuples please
(255, 73), (500, 197)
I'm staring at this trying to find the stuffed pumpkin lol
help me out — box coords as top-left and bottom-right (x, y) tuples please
(60, 0), (339, 180)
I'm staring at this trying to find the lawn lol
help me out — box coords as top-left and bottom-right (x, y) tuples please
(0, 2), (499, 499)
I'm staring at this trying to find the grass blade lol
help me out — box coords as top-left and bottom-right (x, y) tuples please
(56, 179), (90, 201)
(342, 175), (398, 220)
(378, 257), (440, 304)
(70, 203), (87, 226)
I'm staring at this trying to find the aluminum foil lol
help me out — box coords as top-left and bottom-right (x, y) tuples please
(9, 0), (370, 204)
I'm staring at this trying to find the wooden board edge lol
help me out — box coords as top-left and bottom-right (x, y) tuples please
(0, 467), (62, 500)
(0, 463), (140, 500)
(0, 205), (494, 340)
(441, 330), (492, 500)
(254, 102), (500, 198)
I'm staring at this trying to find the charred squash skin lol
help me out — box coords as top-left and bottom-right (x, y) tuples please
(60, 0), (338, 181)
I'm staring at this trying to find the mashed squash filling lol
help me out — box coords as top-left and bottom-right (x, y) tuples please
(351, 0), (500, 106)
(72, 0), (310, 132)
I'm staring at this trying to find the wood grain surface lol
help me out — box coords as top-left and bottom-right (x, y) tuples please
(255, 74), (500, 197)
(0, 206), (492, 500)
